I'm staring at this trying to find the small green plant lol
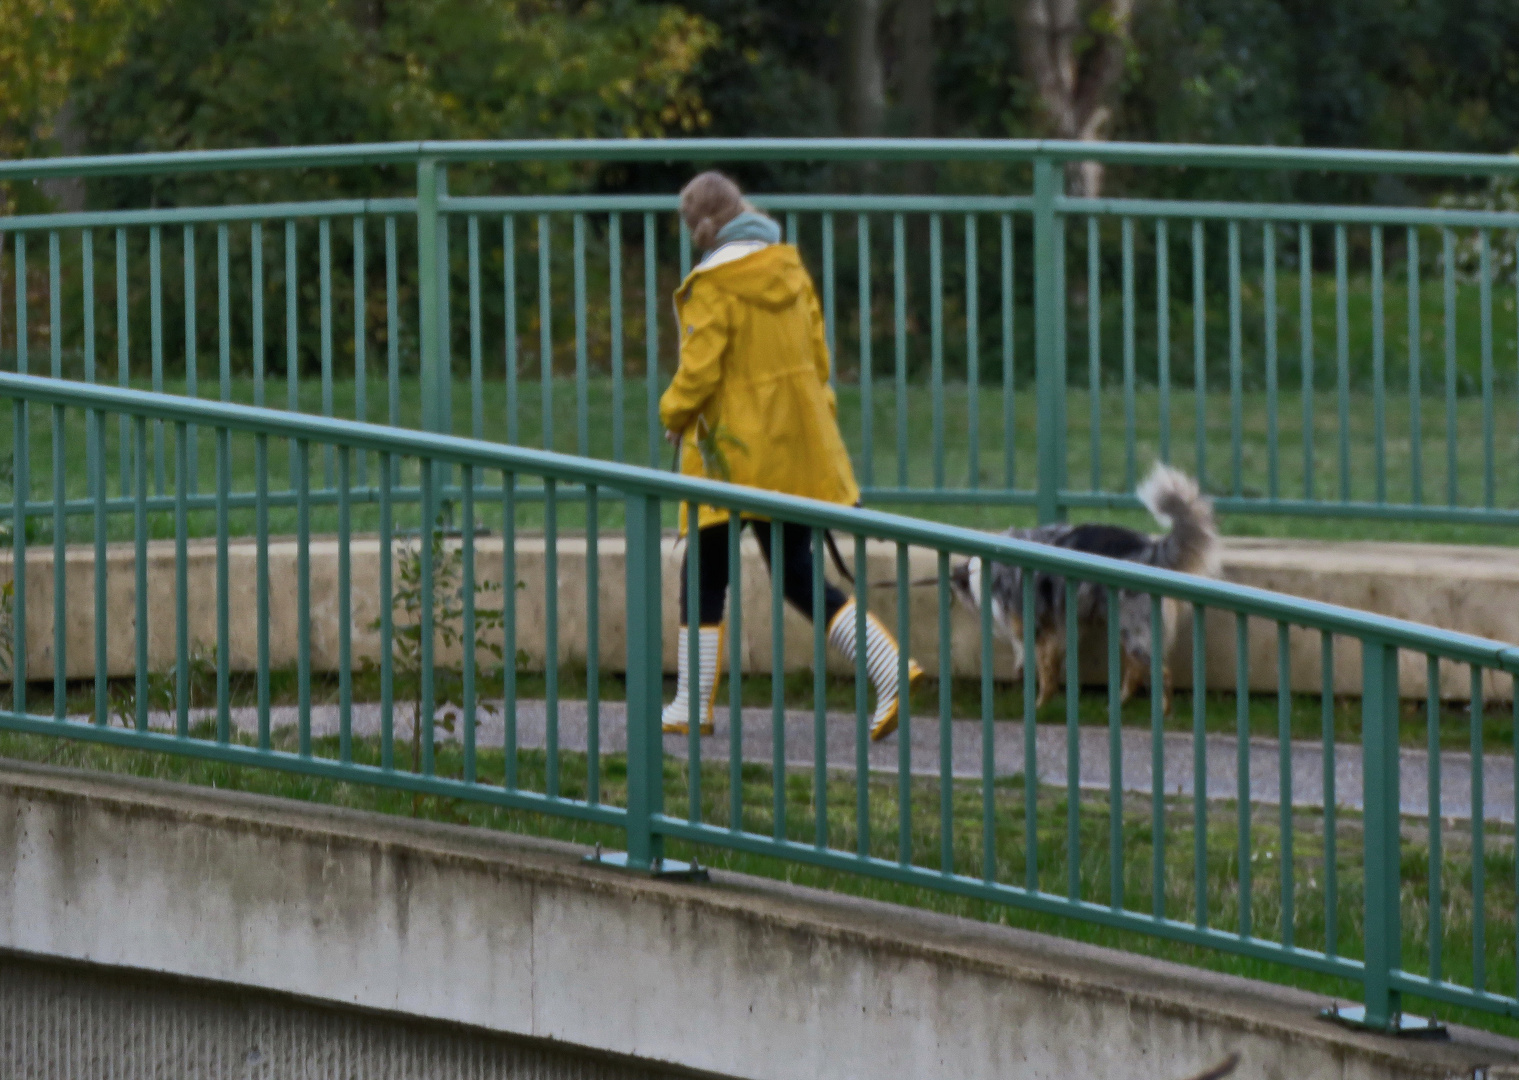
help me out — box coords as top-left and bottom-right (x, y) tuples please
(0, 579), (13, 683)
(108, 641), (218, 729)
(366, 513), (508, 810)
(694, 418), (747, 481)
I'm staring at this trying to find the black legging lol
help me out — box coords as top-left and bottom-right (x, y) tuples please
(678, 519), (848, 628)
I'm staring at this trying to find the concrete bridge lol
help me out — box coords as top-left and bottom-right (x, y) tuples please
(0, 759), (1513, 1079)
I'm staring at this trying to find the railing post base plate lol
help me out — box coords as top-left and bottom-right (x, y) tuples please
(585, 849), (709, 882)
(1320, 1003), (1447, 1039)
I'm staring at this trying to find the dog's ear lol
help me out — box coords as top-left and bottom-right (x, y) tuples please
(949, 559), (971, 591)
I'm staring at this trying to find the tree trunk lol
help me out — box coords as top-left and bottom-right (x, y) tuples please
(896, 0), (936, 139)
(842, 0), (887, 137)
(1017, 0), (1136, 197)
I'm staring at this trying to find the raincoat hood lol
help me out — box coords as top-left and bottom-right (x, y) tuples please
(681, 243), (811, 310)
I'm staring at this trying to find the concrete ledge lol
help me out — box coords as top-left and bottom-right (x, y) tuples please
(0, 759), (1514, 1079)
(2, 534), (1515, 700)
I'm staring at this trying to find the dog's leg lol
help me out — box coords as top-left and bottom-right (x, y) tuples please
(1034, 631), (1063, 711)
(1120, 648), (1147, 705)
(1162, 662), (1174, 716)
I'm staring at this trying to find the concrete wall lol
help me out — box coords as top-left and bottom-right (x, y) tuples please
(0, 952), (706, 1080)
(1, 533), (1514, 700)
(0, 761), (1513, 1080)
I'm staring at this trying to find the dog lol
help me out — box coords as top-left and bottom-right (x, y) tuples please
(948, 463), (1218, 714)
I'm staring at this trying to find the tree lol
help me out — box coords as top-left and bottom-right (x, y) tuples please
(1018, 0), (1137, 196)
(841, 0), (887, 137)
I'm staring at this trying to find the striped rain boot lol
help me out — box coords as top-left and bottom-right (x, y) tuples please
(826, 602), (923, 742)
(662, 624), (723, 735)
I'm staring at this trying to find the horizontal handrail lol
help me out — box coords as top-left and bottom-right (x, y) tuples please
(4, 371), (1512, 666)
(0, 197), (417, 234)
(1, 137), (1517, 183)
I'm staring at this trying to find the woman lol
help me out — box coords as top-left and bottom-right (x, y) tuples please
(660, 170), (921, 741)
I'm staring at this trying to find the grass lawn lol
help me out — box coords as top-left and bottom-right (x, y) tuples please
(0, 724), (1512, 1038)
(8, 376), (1517, 546)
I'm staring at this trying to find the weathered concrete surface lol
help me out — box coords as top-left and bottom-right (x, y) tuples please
(0, 759), (1514, 1080)
(0, 951), (707, 1080)
(2, 533), (1514, 700)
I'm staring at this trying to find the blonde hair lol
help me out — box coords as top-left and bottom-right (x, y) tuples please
(679, 170), (752, 251)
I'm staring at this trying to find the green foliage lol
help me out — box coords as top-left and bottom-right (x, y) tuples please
(365, 513), (509, 788)
(0, 580), (13, 682)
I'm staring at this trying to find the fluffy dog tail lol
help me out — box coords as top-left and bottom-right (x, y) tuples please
(1136, 463), (1218, 575)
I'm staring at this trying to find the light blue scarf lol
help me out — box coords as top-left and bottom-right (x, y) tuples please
(714, 211), (781, 248)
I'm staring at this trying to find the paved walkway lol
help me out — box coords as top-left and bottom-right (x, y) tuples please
(101, 697), (1514, 824)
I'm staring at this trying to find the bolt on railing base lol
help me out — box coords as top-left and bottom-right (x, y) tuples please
(585, 846), (710, 882)
(1321, 1003), (1447, 1039)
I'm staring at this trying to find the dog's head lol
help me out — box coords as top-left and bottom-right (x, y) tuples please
(947, 556), (981, 611)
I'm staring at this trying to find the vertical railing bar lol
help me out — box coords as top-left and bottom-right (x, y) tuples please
(418, 458), (435, 777)
(1106, 585), (1123, 910)
(896, 541), (911, 864)
(1407, 227), (1422, 505)
(731, 514), (746, 833)
(1227, 220), (1243, 498)
(859, 214), (874, 490)
(503, 470), (518, 788)
(784, 213), (797, 248)
(1334, 224), (1350, 503)
(644, 213), (659, 468)
(1192, 603), (1207, 929)
(930, 213), (945, 491)
(1426, 653), (1442, 984)
(295, 439), (312, 757)
(1299, 223), (1314, 502)
(1321, 630), (1337, 956)
(385, 217), (400, 444)
(573, 212), (589, 459)
(586, 484), (600, 805)
(1088, 217), (1102, 492)
(1479, 230), (1495, 508)
(774, 524), (789, 843)
(854, 532), (869, 855)
(980, 552), (995, 884)
(252, 222), (265, 409)
(814, 529), (829, 850)
(822, 212), (836, 390)
(173, 422), (189, 738)
(1156, 218), (1171, 465)
(460, 464), (476, 784)
(1442, 229), (1457, 507)
(285, 221), (298, 488)
(504, 216), (519, 446)
(51, 402), (66, 721)
(116, 229), (131, 496)
(545, 478), (560, 796)
(966, 214), (980, 489)
(1277, 621), (1293, 949)
(14, 234), (26, 378)
(937, 550), (953, 874)
(1263, 223), (1279, 500)
(1235, 612), (1251, 938)
(217, 224), (231, 403)
(215, 428), (231, 745)
(609, 212), (624, 462)
(338, 447), (353, 764)
(352, 218), (367, 485)
(538, 214), (553, 451)
(149, 227), (165, 493)
(1002, 214), (1016, 490)
(181, 227), (198, 496)
(893, 214), (908, 489)
(1150, 595), (1165, 921)
(686, 501), (703, 822)
(256, 434), (271, 751)
(318, 219), (334, 486)
(91, 407), (107, 727)
(467, 216), (484, 441)
(48, 231), (61, 379)
(1023, 572), (1037, 892)
(1471, 665), (1486, 993)
(1122, 217), (1137, 492)
(680, 219), (693, 278)
(1371, 225), (1386, 504)
(1192, 222), (1206, 489)
(1065, 579), (1080, 902)
(132, 416), (147, 732)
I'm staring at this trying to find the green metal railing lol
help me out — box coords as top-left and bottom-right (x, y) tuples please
(1, 139), (1517, 525)
(3, 371), (1517, 1030)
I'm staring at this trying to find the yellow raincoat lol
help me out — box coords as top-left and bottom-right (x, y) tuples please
(660, 244), (860, 533)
